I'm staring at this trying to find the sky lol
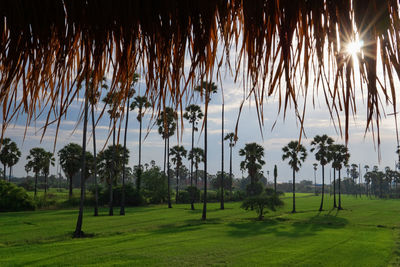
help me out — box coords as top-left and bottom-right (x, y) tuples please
(2, 42), (400, 184)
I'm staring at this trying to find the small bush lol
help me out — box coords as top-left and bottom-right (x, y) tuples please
(200, 190), (218, 202)
(0, 180), (35, 212)
(246, 182), (264, 197)
(35, 195), (57, 209)
(98, 184), (145, 206)
(241, 191), (284, 220)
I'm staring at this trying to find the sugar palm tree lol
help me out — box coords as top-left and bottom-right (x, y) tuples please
(273, 165), (278, 194)
(42, 151), (55, 195)
(58, 143), (82, 198)
(26, 147), (47, 198)
(330, 144), (340, 207)
(6, 140), (21, 181)
(313, 163), (318, 195)
(0, 138), (21, 181)
(156, 107), (177, 208)
(310, 134), (334, 211)
(188, 147), (204, 210)
(239, 142), (265, 196)
(224, 132), (236, 197)
(364, 165), (370, 196)
(282, 141), (307, 213)
(332, 144), (350, 210)
(102, 91), (122, 216)
(120, 75), (138, 216)
(183, 105), (203, 188)
(170, 145), (187, 204)
(195, 81), (217, 220)
(131, 93), (151, 191)
(88, 76), (108, 216)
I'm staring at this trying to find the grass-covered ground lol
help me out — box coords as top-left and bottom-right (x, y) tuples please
(1, 193), (399, 266)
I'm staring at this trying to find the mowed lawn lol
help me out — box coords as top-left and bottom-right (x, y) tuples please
(1, 194), (399, 266)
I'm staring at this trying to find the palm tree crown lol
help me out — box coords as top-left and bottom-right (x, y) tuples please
(239, 143), (265, 184)
(282, 141), (307, 172)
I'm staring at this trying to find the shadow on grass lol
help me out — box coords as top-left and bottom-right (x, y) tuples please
(226, 213), (348, 238)
(151, 218), (223, 235)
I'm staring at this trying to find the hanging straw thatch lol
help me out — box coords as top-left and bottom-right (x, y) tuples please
(0, 0), (399, 145)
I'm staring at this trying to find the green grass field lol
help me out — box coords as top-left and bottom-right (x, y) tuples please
(1, 194), (399, 266)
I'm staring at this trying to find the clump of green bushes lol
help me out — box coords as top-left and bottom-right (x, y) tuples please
(0, 180), (35, 212)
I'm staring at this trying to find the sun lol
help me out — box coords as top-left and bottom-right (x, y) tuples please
(346, 39), (364, 57)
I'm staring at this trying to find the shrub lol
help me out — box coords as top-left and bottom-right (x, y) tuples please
(141, 167), (168, 204)
(241, 190), (284, 220)
(0, 180), (35, 212)
(34, 194), (57, 209)
(200, 190), (218, 202)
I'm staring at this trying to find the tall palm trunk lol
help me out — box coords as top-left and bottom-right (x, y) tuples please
(44, 173), (48, 195)
(8, 166), (11, 182)
(74, 87), (89, 238)
(202, 101), (208, 221)
(220, 103), (224, 210)
(176, 165), (179, 204)
(120, 97), (130, 215)
(338, 168), (343, 210)
(292, 168), (296, 213)
(109, 125), (115, 216)
(91, 104), (99, 216)
(69, 175), (73, 198)
(333, 168), (337, 208)
(190, 122), (194, 187)
(229, 144), (233, 197)
(167, 137), (172, 208)
(3, 164), (6, 180)
(137, 110), (143, 190)
(195, 166), (199, 187)
(319, 165), (325, 211)
(34, 172), (38, 198)
(163, 138), (167, 175)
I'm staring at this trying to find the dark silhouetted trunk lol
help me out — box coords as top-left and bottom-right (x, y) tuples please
(120, 97), (130, 216)
(137, 110), (143, 191)
(190, 121), (194, 187)
(229, 145), (233, 197)
(319, 165), (325, 211)
(109, 126), (115, 216)
(338, 168), (343, 210)
(3, 164), (6, 180)
(91, 104), (99, 216)
(167, 137), (172, 208)
(220, 103), (224, 210)
(8, 166), (11, 182)
(74, 87), (88, 238)
(69, 176), (73, 198)
(292, 168), (296, 213)
(163, 139), (167, 175)
(44, 173), (48, 195)
(333, 168), (337, 208)
(202, 101), (208, 221)
(34, 172), (38, 198)
(176, 165), (179, 204)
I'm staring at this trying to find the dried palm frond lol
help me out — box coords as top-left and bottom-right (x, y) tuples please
(0, 0), (399, 145)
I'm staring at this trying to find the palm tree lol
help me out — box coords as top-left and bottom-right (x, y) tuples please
(282, 141), (307, 213)
(313, 163), (318, 195)
(183, 105), (203, 189)
(26, 147), (47, 198)
(239, 142), (265, 196)
(0, 138), (11, 180)
(88, 76), (108, 216)
(273, 165), (278, 194)
(102, 91), (122, 216)
(332, 144), (350, 210)
(130, 93), (151, 191)
(120, 75), (138, 216)
(364, 165), (370, 196)
(6, 140), (21, 181)
(170, 145), (187, 204)
(224, 132), (236, 199)
(0, 138), (21, 181)
(188, 147), (204, 210)
(58, 143), (82, 198)
(156, 107), (177, 208)
(42, 151), (55, 195)
(195, 81), (217, 220)
(310, 134), (334, 211)
(330, 145), (340, 207)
